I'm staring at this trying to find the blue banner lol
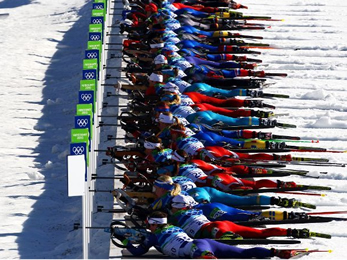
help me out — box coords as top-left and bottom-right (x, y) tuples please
(70, 142), (87, 157)
(85, 49), (99, 62)
(70, 142), (87, 181)
(74, 115), (91, 130)
(91, 16), (104, 25)
(74, 115), (92, 150)
(89, 32), (102, 42)
(93, 3), (105, 10)
(82, 69), (97, 80)
(78, 90), (94, 107)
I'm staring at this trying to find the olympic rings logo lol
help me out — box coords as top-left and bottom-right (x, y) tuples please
(80, 94), (92, 101)
(90, 35), (101, 41)
(86, 52), (98, 59)
(91, 18), (103, 24)
(77, 119), (89, 127)
(72, 146), (85, 155)
(94, 5), (103, 9)
(84, 72), (95, 79)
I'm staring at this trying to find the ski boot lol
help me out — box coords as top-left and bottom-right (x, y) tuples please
(287, 211), (309, 220)
(251, 110), (275, 118)
(273, 249), (299, 259)
(245, 99), (264, 108)
(219, 231), (243, 240)
(287, 228), (310, 238)
(271, 197), (300, 208)
(259, 118), (277, 127)
(277, 180), (297, 188)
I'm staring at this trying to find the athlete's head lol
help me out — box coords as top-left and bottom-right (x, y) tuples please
(153, 175), (181, 198)
(147, 211), (168, 232)
(144, 136), (163, 155)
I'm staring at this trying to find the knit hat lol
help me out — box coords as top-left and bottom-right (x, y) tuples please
(150, 42), (165, 49)
(149, 73), (163, 82)
(154, 54), (168, 65)
(171, 194), (198, 208)
(158, 113), (175, 124)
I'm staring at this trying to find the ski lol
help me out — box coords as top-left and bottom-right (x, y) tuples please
(224, 161), (287, 168)
(291, 156), (329, 162)
(260, 133), (301, 141)
(309, 232), (331, 239)
(209, 14), (281, 21)
(264, 72), (288, 77)
(246, 58), (263, 63)
(208, 32), (264, 39)
(206, 49), (262, 55)
(233, 172), (306, 178)
(262, 93), (290, 98)
(205, 26), (266, 32)
(0, 13), (9, 18)
(276, 191), (325, 196)
(216, 238), (301, 245)
(229, 148), (293, 153)
(203, 78), (267, 88)
(213, 122), (296, 130)
(230, 185), (331, 195)
(307, 210), (347, 216)
(237, 205), (271, 210)
(235, 216), (347, 226)
(235, 169), (310, 178)
(289, 161), (346, 167)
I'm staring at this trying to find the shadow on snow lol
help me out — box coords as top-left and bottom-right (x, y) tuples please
(16, 3), (92, 259)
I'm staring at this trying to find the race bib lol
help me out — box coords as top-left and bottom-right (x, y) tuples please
(162, 232), (193, 258)
(181, 139), (205, 156)
(182, 215), (210, 237)
(173, 106), (195, 118)
(178, 60), (192, 71)
(174, 80), (191, 92)
(167, 22), (181, 30)
(181, 168), (207, 182)
(180, 95), (194, 106)
(209, 208), (227, 220)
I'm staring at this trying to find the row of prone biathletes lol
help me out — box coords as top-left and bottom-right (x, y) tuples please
(103, 0), (346, 259)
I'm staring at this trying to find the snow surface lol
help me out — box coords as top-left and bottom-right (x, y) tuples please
(0, 0), (347, 259)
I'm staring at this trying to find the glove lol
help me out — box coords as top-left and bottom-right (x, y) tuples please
(251, 110), (274, 118)
(271, 197), (299, 208)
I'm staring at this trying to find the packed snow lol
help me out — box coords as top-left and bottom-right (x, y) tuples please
(0, 0), (347, 259)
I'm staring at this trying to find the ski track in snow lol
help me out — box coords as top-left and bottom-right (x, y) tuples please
(0, 0), (347, 259)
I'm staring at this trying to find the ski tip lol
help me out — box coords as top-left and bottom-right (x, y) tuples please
(321, 194), (327, 197)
